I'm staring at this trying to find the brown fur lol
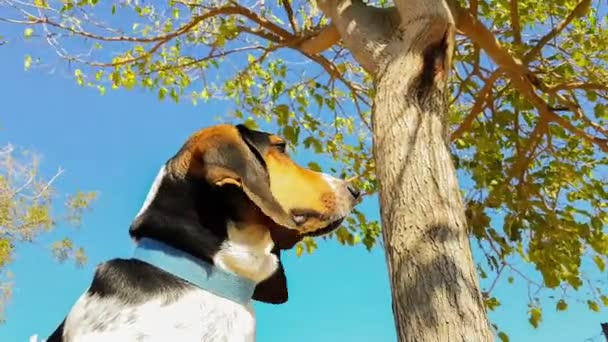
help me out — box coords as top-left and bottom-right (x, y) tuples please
(167, 124), (345, 235)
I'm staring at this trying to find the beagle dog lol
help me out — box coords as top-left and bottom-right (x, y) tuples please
(46, 124), (360, 342)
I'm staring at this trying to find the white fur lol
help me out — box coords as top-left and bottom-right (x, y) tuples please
(320, 172), (354, 218)
(213, 222), (278, 283)
(320, 172), (342, 192)
(62, 287), (256, 342)
(135, 166), (166, 219)
(58, 165), (284, 341)
(59, 219), (276, 342)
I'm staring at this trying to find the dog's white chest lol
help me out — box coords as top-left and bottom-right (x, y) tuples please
(63, 288), (256, 342)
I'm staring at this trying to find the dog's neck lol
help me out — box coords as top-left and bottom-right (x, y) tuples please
(129, 166), (278, 284)
(213, 221), (278, 283)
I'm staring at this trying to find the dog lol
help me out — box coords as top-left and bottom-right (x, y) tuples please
(46, 124), (361, 342)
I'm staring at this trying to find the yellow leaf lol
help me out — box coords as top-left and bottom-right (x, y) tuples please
(24, 55), (32, 70)
(34, 0), (48, 8)
(587, 300), (600, 312)
(593, 255), (605, 272)
(529, 307), (542, 328)
(24, 28), (33, 38)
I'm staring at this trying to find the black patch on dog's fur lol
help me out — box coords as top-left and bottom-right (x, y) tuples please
(129, 171), (229, 264)
(252, 245), (289, 304)
(48, 124), (304, 339)
(129, 125), (295, 304)
(47, 319), (65, 342)
(88, 259), (190, 304)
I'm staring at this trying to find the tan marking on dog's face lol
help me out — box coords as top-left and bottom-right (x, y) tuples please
(169, 124), (359, 235)
(168, 124), (241, 178)
(261, 137), (358, 234)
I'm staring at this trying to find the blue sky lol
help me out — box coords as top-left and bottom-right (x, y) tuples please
(0, 21), (606, 342)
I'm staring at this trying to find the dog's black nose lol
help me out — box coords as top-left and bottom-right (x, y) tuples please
(347, 184), (361, 199)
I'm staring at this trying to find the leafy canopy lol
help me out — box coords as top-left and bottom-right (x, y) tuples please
(1, 0), (607, 333)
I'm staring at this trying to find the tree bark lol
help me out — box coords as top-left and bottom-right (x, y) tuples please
(372, 30), (492, 342)
(316, 0), (493, 340)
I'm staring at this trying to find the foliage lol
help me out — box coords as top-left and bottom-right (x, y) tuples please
(0, 144), (95, 321)
(0, 0), (607, 334)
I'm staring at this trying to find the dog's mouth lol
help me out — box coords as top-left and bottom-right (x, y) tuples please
(268, 217), (345, 250)
(289, 209), (347, 236)
(300, 218), (345, 237)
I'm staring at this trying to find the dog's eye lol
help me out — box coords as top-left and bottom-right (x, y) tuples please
(273, 142), (287, 153)
(293, 215), (306, 225)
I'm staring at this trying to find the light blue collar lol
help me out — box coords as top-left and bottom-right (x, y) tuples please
(132, 238), (256, 305)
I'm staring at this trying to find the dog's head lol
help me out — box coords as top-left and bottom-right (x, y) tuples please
(130, 124), (360, 304)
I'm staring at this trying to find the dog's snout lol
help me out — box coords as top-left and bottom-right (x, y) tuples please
(346, 184), (361, 200)
(321, 172), (361, 203)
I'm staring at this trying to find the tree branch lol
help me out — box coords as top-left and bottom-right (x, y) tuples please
(281, 0), (298, 33)
(523, 0), (591, 62)
(510, 0), (522, 44)
(11, 3), (294, 56)
(142, 45), (266, 76)
(298, 24), (340, 55)
(507, 120), (547, 182)
(304, 52), (372, 130)
(224, 1), (293, 39)
(236, 25), (283, 43)
(451, 3), (528, 76)
(315, 0), (400, 74)
(451, 70), (502, 141)
(548, 112), (608, 150)
(393, 0), (454, 30)
(548, 82), (608, 93)
(550, 92), (608, 138)
(451, 0), (608, 153)
(470, 0), (478, 17)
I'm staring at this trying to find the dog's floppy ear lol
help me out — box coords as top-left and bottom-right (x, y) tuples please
(200, 124), (295, 229)
(269, 224), (302, 250)
(252, 247), (288, 304)
(253, 227), (302, 303)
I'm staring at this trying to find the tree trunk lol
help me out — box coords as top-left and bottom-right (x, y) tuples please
(316, 0), (493, 341)
(372, 31), (492, 342)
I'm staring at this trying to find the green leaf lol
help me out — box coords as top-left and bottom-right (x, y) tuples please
(74, 69), (84, 86)
(0, 239), (14, 268)
(587, 300), (600, 312)
(484, 297), (501, 311)
(23, 55), (32, 71)
(235, 118), (253, 130)
(593, 255), (605, 272)
(283, 125), (298, 145)
(158, 87), (167, 100)
(497, 332), (509, 342)
(24, 28), (33, 39)
(529, 307), (542, 328)
(556, 299), (568, 311)
(33, 0), (48, 8)
(307, 162), (322, 172)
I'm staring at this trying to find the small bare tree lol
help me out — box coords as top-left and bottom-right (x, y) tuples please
(0, 144), (96, 321)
